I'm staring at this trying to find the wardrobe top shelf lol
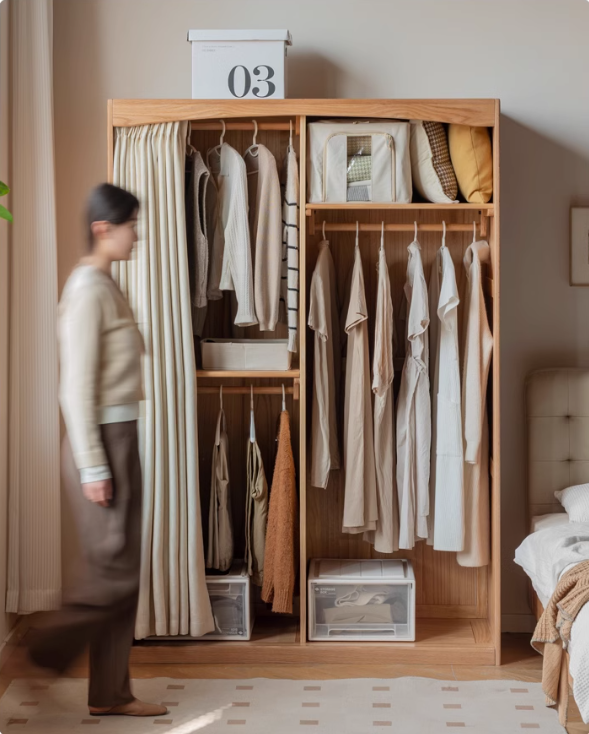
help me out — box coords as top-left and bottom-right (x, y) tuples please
(306, 203), (494, 213)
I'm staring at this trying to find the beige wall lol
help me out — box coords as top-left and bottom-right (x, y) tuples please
(52, 0), (589, 630)
(0, 0), (16, 647)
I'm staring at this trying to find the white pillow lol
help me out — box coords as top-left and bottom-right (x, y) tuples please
(410, 120), (458, 204)
(555, 483), (589, 522)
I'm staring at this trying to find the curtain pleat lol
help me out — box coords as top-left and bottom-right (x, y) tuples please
(114, 122), (214, 638)
(6, 0), (61, 614)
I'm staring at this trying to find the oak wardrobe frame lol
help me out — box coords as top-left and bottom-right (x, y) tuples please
(107, 98), (501, 666)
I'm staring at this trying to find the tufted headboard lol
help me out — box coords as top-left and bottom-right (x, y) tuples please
(526, 369), (589, 517)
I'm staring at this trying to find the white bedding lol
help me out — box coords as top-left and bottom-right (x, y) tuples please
(515, 514), (589, 723)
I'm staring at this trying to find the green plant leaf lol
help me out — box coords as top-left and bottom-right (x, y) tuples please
(0, 181), (9, 197)
(0, 204), (13, 223)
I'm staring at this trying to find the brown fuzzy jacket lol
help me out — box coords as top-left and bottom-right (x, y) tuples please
(261, 410), (298, 613)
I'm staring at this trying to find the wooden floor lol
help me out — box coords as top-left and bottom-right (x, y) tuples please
(0, 633), (586, 733)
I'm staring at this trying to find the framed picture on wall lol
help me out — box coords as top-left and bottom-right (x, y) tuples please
(571, 207), (589, 286)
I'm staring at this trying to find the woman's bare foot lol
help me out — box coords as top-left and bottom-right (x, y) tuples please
(89, 699), (168, 717)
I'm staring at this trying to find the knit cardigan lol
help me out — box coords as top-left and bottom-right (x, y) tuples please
(261, 410), (298, 614)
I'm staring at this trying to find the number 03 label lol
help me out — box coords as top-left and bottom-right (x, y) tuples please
(228, 65), (276, 98)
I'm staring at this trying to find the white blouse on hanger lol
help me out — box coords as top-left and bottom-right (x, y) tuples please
(342, 239), (378, 534)
(308, 236), (341, 489)
(458, 238), (493, 568)
(429, 238), (464, 552)
(365, 233), (398, 553)
(396, 238), (431, 550)
(207, 142), (257, 327)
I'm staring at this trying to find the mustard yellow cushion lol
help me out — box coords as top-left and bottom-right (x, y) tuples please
(448, 125), (493, 204)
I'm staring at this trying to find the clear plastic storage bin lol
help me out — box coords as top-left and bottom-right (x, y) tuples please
(308, 559), (415, 642)
(202, 562), (253, 641)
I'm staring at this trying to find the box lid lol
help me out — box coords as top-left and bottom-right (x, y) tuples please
(188, 29), (292, 45)
(312, 559), (411, 581)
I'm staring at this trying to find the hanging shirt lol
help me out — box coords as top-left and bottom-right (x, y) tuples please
(280, 148), (300, 353)
(365, 244), (399, 553)
(207, 406), (233, 572)
(457, 239), (493, 568)
(429, 244), (464, 552)
(308, 239), (341, 489)
(206, 142), (257, 327)
(396, 239), (431, 550)
(245, 435), (268, 587)
(245, 144), (283, 332)
(342, 245), (378, 534)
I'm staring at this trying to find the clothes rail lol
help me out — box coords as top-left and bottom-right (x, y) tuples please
(191, 121), (296, 132)
(197, 386), (299, 400)
(321, 223), (475, 233)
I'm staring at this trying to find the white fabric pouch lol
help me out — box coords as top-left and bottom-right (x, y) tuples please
(307, 120), (412, 203)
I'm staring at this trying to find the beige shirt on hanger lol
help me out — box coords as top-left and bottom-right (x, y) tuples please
(429, 242), (464, 552)
(308, 238), (341, 489)
(245, 144), (283, 332)
(342, 242), (378, 534)
(206, 142), (257, 327)
(365, 241), (399, 553)
(457, 239), (493, 568)
(396, 239), (431, 550)
(207, 400), (233, 573)
(245, 414), (268, 587)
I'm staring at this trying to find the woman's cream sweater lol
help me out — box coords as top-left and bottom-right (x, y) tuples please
(59, 265), (144, 481)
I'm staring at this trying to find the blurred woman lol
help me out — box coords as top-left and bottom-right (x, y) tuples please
(29, 183), (167, 718)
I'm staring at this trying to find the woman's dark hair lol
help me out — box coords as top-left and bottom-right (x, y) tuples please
(86, 183), (140, 250)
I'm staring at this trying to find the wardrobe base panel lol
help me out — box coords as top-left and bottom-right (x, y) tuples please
(131, 619), (496, 666)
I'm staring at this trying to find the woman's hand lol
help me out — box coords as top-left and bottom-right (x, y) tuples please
(83, 479), (113, 507)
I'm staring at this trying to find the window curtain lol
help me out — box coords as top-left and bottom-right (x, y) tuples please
(113, 122), (214, 638)
(6, 0), (61, 613)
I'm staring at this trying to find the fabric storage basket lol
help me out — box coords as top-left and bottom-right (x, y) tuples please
(188, 29), (292, 99)
(307, 120), (412, 203)
(201, 339), (292, 371)
(308, 559), (415, 642)
(202, 562), (253, 641)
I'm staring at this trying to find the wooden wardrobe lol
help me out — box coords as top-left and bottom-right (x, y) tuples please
(108, 99), (501, 666)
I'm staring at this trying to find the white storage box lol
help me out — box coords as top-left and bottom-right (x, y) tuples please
(188, 30), (292, 99)
(201, 339), (292, 371)
(308, 559), (415, 642)
(307, 119), (412, 203)
(203, 562), (253, 641)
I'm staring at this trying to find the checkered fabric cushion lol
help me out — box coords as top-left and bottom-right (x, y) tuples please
(423, 121), (458, 200)
(347, 154), (372, 183)
(347, 135), (372, 156)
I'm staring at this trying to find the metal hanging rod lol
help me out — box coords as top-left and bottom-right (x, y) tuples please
(197, 385), (299, 400)
(321, 223), (476, 233)
(191, 121), (296, 132)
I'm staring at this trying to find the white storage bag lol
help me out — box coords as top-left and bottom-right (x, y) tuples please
(307, 119), (412, 203)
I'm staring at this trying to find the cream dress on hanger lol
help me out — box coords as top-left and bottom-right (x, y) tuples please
(365, 233), (398, 553)
(342, 240), (378, 534)
(396, 239), (431, 550)
(429, 241), (464, 552)
(457, 239), (493, 568)
(308, 236), (341, 489)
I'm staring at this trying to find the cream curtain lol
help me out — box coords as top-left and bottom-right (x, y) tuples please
(6, 0), (62, 613)
(113, 122), (214, 638)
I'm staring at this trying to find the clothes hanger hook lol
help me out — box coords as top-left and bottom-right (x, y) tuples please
(220, 384), (223, 410)
(252, 119), (258, 147)
(282, 384), (286, 412)
(219, 119), (226, 146)
(289, 119), (293, 150)
(414, 221), (418, 241)
(381, 221), (385, 251)
(250, 384), (254, 411)
(442, 220), (447, 245)
(473, 220), (477, 242)
(355, 221), (360, 248)
(322, 220), (326, 240)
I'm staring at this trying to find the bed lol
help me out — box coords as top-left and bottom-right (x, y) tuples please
(514, 369), (589, 725)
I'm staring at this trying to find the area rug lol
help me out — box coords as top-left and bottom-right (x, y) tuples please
(0, 677), (566, 733)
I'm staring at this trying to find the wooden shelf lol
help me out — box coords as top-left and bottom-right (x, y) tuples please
(306, 202), (494, 213)
(197, 369), (300, 379)
(131, 618), (495, 666)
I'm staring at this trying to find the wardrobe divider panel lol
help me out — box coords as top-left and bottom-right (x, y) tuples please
(108, 99), (500, 666)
